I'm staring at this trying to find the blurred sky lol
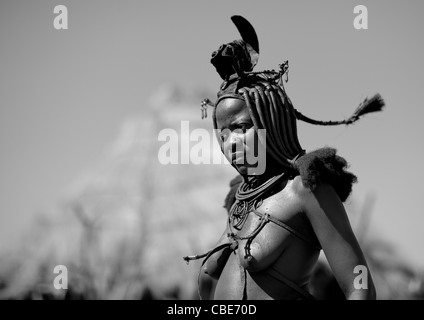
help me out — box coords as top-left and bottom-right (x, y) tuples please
(1, 1), (424, 268)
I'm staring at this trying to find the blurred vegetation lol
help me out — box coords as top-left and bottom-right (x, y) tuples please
(1, 191), (423, 300)
(0, 87), (422, 300)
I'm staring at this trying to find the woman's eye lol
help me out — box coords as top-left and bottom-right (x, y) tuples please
(238, 123), (252, 131)
(219, 128), (231, 142)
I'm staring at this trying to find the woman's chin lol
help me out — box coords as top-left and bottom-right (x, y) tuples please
(234, 165), (248, 175)
(233, 163), (262, 176)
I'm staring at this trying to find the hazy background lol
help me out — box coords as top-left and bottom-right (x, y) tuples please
(0, 0), (424, 299)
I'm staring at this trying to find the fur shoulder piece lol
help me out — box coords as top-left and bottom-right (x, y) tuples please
(293, 147), (357, 202)
(223, 147), (357, 213)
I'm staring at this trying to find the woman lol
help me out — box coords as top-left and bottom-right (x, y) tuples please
(184, 15), (383, 300)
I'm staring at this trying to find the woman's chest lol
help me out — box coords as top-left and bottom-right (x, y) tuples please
(228, 188), (307, 271)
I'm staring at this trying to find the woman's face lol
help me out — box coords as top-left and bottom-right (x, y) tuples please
(215, 98), (266, 175)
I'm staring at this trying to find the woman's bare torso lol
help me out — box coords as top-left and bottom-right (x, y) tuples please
(213, 177), (321, 300)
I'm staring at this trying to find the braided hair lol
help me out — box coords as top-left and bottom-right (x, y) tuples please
(202, 15), (384, 168)
(212, 81), (304, 169)
(201, 15), (384, 203)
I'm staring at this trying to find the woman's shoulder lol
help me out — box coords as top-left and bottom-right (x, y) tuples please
(223, 147), (357, 212)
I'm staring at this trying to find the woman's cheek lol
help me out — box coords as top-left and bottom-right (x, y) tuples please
(244, 130), (257, 155)
(221, 141), (232, 161)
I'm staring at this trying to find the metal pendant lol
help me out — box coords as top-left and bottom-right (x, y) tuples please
(230, 198), (263, 230)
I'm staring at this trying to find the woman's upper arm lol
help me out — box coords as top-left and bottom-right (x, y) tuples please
(301, 182), (376, 299)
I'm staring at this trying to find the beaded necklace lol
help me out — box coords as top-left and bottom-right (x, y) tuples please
(229, 170), (289, 230)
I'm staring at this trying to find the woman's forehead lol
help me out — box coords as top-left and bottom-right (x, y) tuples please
(215, 98), (248, 119)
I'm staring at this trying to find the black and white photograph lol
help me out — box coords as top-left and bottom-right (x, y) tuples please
(0, 0), (423, 307)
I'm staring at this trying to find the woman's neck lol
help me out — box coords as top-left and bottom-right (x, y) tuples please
(243, 164), (287, 187)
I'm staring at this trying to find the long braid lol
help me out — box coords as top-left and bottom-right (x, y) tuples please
(236, 83), (304, 167)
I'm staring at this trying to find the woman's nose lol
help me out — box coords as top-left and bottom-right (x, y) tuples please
(228, 133), (244, 151)
(230, 133), (239, 144)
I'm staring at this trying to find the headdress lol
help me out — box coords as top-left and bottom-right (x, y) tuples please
(201, 15), (385, 167)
